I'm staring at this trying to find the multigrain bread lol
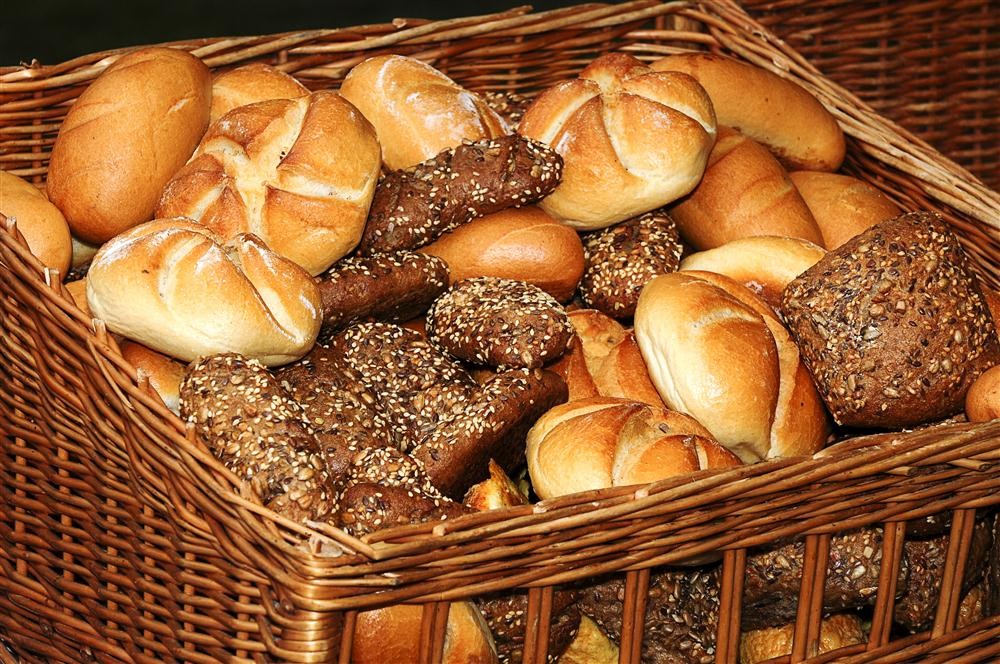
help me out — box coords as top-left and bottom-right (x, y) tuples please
(476, 590), (580, 664)
(578, 209), (683, 318)
(209, 63), (308, 123)
(0, 172), (72, 275)
(781, 212), (1000, 428)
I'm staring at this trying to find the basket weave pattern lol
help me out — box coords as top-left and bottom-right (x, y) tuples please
(2, 2), (1000, 662)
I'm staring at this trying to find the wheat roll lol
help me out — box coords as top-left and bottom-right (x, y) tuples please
(157, 91), (381, 275)
(519, 52), (717, 230)
(670, 127), (824, 250)
(119, 341), (186, 413)
(790, 170), (902, 249)
(420, 205), (585, 302)
(210, 63), (308, 123)
(0, 172), (72, 275)
(352, 603), (498, 664)
(340, 54), (506, 170)
(86, 219), (321, 366)
(47, 47), (211, 244)
(651, 52), (845, 171)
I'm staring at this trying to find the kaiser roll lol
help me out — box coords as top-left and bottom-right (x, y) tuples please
(210, 63), (309, 123)
(0, 172), (72, 275)
(352, 602), (498, 664)
(119, 341), (186, 413)
(46, 47), (211, 244)
(419, 205), (585, 302)
(86, 219), (321, 366)
(789, 170), (901, 249)
(156, 91), (381, 275)
(670, 126), (824, 250)
(340, 54), (507, 170)
(651, 52), (845, 171)
(635, 271), (830, 462)
(518, 52), (717, 230)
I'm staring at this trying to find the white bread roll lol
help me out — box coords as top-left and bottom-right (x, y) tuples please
(635, 271), (829, 462)
(352, 602), (498, 664)
(670, 127), (824, 250)
(679, 236), (826, 310)
(86, 219), (321, 366)
(739, 613), (865, 664)
(47, 47), (211, 244)
(119, 341), (185, 413)
(789, 170), (902, 249)
(518, 52), (717, 230)
(651, 53), (845, 172)
(156, 91), (380, 276)
(210, 63), (308, 123)
(966, 365), (1000, 422)
(0, 172), (72, 275)
(419, 206), (585, 302)
(340, 54), (506, 170)
(527, 396), (739, 499)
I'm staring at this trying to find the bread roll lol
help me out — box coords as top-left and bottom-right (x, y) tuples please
(210, 63), (308, 123)
(420, 206), (585, 302)
(985, 287), (1000, 335)
(86, 219), (321, 366)
(739, 614), (865, 664)
(527, 396), (738, 499)
(679, 235), (826, 310)
(635, 271), (830, 462)
(156, 91), (381, 275)
(47, 47), (211, 244)
(0, 173), (72, 276)
(519, 52), (716, 230)
(353, 602), (498, 664)
(64, 278), (91, 317)
(966, 365), (1000, 422)
(790, 170), (902, 249)
(70, 237), (100, 269)
(558, 615), (618, 664)
(670, 127), (824, 250)
(340, 54), (506, 170)
(651, 52), (845, 171)
(119, 341), (185, 413)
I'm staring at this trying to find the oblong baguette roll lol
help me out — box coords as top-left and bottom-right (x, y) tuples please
(340, 54), (506, 170)
(651, 52), (845, 172)
(86, 219), (321, 366)
(789, 170), (902, 249)
(670, 127), (824, 250)
(0, 172), (72, 275)
(210, 63), (309, 123)
(419, 205), (585, 302)
(47, 47), (212, 244)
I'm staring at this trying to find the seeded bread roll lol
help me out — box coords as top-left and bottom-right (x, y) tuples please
(179, 353), (336, 525)
(739, 614), (865, 664)
(789, 170), (901, 250)
(780, 212), (1000, 428)
(210, 63), (308, 123)
(476, 590), (581, 664)
(578, 209), (683, 318)
(119, 341), (185, 413)
(358, 134), (563, 255)
(315, 251), (449, 339)
(966, 365), (1000, 422)
(426, 277), (574, 369)
(481, 91), (531, 128)
(0, 172), (72, 275)
(353, 602), (499, 664)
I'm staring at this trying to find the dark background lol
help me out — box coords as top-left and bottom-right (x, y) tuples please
(4, 0), (589, 65)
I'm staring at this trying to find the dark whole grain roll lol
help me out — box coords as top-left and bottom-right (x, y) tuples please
(477, 590), (581, 664)
(179, 353), (337, 525)
(481, 91), (532, 128)
(579, 210), (684, 319)
(426, 277), (574, 369)
(780, 212), (1000, 428)
(315, 251), (449, 339)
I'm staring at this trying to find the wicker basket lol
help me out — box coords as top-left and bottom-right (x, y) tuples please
(741, 0), (1000, 192)
(2, 1), (1000, 662)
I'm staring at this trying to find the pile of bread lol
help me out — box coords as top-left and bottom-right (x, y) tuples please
(4, 44), (1000, 664)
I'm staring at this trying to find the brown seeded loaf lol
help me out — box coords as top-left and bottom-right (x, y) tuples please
(789, 170), (902, 249)
(210, 63), (308, 123)
(46, 47), (212, 244)
(0, 174), (72, 275)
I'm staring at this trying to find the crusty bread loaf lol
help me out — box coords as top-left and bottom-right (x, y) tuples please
(670, 127), (824, 250)
(210, 63), (308, 123)
(86, 219), (321, 366)
(47, 47), (211, 244)
(420, 205), (585, 302)
(119, 341), (185, 413)
(352, 602), (498, 664)
(635, 271), (830, 462)
(519, 52), (717, 230)
(965, 365), (1000, 422)
(679, 235), (826, 310)
(739, 614), (865, 664)
(790, 170), (902, 249)
(157, 91), (381, 275)
(651, 52), (845, 171)
(340, 54), (506, 170)
(0, 172), (72, 275)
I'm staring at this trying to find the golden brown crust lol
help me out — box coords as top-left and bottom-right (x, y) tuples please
(352, 602), (499, 664)
(966, 365), (1000, 422)
(739, 614), (865, 664)
(0, 173), (72, 275)
(210, 63), (308, 123)
(119, 341), (185, 413)
(790, 170), (901, 250)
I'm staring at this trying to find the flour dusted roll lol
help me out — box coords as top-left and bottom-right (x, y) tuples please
(210, 63), (308, 123)
(157, 91), (381, 275)
(340, 54), (507, 170)
(519, 52), (716, 230)
(651, 52), (845, 172)
(86, 219), (321, 366)
(0, 172), (72, 275)
(790, 170), (902, 249)
(47, 47), (211, 244)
